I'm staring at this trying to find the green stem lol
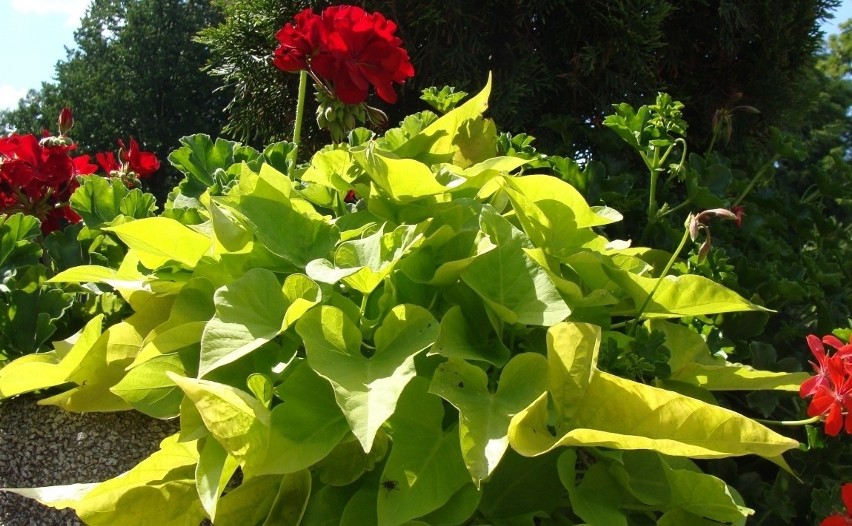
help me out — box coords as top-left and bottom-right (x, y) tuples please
(753, 416), (821, 427)
(631, 226), (690, 334)
(731, 153), (780, 208)
(288, 70), (309, 171)
(647, 170), (660, 221)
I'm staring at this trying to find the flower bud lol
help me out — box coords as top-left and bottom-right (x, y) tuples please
(58, 107), (74, 135)
(365, 105), (388, 128)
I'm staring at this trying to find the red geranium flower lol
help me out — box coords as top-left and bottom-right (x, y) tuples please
(273, 5), (414, 105)
(801, 334), (852, 397)
(96, 151), (120, 174)
(0, 132), (96, 233)
(806, 355), (852, 436)
(272, 8), (323, 72)
(821, 484), (852, 526)
(95, 138), (160, 188)
(119, 138), (160, 179)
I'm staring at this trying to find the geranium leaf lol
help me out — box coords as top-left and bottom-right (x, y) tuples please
(429, 353), (548, 486)
(0, 213), (42, 272)
(377, 377), (470, 526)
(296, 304), (438, 452)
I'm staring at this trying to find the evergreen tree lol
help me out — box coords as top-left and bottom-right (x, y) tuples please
(198, 0), (840, 156)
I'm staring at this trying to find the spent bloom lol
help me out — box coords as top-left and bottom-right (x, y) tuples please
(800, 333), (852, 436)
(273, 5), (414, 105)
(686, 207), (741, 262)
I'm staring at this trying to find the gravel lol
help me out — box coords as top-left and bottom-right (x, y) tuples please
(0, 394), (179, 526)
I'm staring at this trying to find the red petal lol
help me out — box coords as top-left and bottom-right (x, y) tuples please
(842, 484), (852, 514)
(825, 403), (844, 436)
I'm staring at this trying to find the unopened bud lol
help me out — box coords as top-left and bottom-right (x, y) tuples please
(365, 105), (388, 129)
(58, 107), (74, 135)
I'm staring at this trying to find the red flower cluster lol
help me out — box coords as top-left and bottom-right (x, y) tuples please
(0, 130), (97, 233)
(821, 483), (852, 526)
(96, 138), (160, 187)
(273, 5), (414, 105)
(800, 334), (852, 436)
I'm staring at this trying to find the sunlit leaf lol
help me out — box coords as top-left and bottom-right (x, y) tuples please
(429, 354), (548, 486)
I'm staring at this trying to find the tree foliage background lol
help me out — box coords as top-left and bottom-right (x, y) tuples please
(0, 0), (230, 201)
(1, 1), (852, 522)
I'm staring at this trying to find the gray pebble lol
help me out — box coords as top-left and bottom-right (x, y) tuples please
(0, 395), (178, 526)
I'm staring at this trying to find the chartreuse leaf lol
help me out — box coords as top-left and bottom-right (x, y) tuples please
(604, 265), (767, 318)
(213, 471), (311, 526)
(330, 222), (427, 294)
(478, 449), (563, 520)
(430, 305), (511, 367)
(255, 359), (351, 476)
(168, 373), (270, 477)
(609, 450), (751, 523)
(377, 377), (471, 526)
(3, 434), (204, 526)
(38, 295), (175, 412)
(296, 304), (439, 452)
(301, 483), (359, 525)
(460, 207), (570, 326)
(104, 217), (211, 269)
(395, 73), (493, 167)
(547, 322), (601, 428)
(200, 269), (319, 377)
(224, 169), (338, 268)
(195, 437), (239, 522)
(652, 320), (809, 391)
(354, 144), (446, 203)
(509, 322), (799, 461)
(429, 353), (549, 486)
(110, 349), (196, 418)
(301, 148), (356, 195)
(132, 277), (217, 367)
(0, 314), (103, 398)
(438, 156), (528, 197)
(490, 174), (621, 257)
(557, 450), (628, 526)
(314, 431), (389, 486)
